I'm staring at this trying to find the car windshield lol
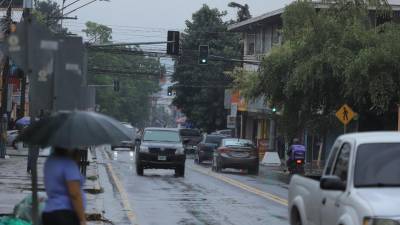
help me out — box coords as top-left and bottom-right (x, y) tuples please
(223, 139), (254, 147)
(143, 130), (180, 142)
(205, 135), (223, 144)
(354, 143), (400, 187)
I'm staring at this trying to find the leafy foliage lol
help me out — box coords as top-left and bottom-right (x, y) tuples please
(228, 2), (252, 22)
(172, 5), (241, 132)
(233, 1), (400, 137)
(83, 22), (160, 127)
(33, 0), (68, 33)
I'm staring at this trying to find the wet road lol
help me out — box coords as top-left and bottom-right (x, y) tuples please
(97, 148), (289, 225)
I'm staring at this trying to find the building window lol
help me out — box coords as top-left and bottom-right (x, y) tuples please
(246, 33), (255, 55)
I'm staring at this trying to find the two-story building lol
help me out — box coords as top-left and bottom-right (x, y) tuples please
(227, 1), (400, 163)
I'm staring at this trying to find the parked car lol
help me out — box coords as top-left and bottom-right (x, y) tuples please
(135, 128), (187, 177)
(7, 130), (19, 149)
(195, 134), (225, 164)
(211, 129), (233, 137)
(178, 128), (202, 154)
(112, 123), (137, 150)
(289, 132), (400, 225)
(212, 138), (259, 175)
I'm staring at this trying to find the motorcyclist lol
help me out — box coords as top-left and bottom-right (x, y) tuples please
(287, 138), (306, 169)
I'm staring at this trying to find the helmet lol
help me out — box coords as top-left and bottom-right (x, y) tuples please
(292, 138), (300, 144)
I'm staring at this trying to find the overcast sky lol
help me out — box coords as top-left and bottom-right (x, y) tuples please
(60, 0), (293, 43)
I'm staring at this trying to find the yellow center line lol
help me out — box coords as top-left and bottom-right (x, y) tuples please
(103, 149), (139, 225)
(190, 165), (288, 206)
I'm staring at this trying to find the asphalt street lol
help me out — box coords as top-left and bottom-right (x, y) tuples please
(97, 148), (289, 225)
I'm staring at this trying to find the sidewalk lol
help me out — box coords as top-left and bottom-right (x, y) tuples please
(0, 147), (105, 224)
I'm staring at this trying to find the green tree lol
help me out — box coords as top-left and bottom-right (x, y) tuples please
(82, 21), (112, 44)
(83, 22), (160, 127)
(233, 1), (400, 138)
(173, 5), (241, 132)
(228, 2), (252, 22)
(33, 0), (68, 33)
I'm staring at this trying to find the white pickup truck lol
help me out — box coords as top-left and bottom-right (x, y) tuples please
(289, 132), (400, 225)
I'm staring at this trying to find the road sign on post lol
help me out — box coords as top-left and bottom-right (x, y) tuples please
(231, 103), (238, 116)
(336, 104), (356, 133)
(227, 115), (236, 129)
(335, 104), (355, 125)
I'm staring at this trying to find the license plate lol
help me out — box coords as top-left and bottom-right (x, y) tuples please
(158, 155), (167, 161)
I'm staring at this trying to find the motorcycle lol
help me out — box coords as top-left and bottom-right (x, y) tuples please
(288, 150), (305, 175)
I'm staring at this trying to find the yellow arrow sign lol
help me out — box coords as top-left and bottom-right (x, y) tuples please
(336, 104), (355, 125)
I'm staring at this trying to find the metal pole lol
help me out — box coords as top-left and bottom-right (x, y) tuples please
(268, 118), (276, 152)
(18, 75), (27, 119)
(21, 6), (40, 225)
(398, 104), (400, 131)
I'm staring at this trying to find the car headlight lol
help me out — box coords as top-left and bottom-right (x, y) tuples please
(364, 218), (400, 225)
(176, 147), (185, 155)
(139, 146), (149, 153)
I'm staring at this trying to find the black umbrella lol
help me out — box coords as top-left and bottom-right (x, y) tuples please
(17, 111), (131, 148)
(18, 111), (131, 225)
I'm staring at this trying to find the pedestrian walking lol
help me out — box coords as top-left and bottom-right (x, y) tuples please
(42, 147), (86, 225)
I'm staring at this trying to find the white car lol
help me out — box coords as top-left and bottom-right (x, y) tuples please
(289, 132), (400, 225)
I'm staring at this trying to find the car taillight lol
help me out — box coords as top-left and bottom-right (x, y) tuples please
(296, 159), (303, 164)
(218, 148), (231, 153)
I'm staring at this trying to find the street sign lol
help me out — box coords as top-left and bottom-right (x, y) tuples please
(335, 104), (355, 125)
(227, 115), (236, 129)
(231, 103), (238, 116)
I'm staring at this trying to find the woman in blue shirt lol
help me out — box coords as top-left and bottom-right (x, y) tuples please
(42, 147), (86, 225)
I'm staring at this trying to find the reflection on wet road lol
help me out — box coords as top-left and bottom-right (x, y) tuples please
(101, 149), (289, 225)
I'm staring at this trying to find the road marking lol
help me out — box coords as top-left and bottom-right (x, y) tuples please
(190, 165), (288, 206)
(103, 149), (138, 225)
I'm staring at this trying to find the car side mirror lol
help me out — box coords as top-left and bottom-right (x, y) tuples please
(320, 175), (346, 191)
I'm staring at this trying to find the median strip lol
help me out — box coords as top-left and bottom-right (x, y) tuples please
(190, 165), (288, 206)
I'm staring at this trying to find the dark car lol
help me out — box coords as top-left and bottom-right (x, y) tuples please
(179, 128), (202, 154)
(112, 123), (137, 150)
(136, 128), (186, 177)
(195, 134), (224, 164)
(212, 138), (259, 175)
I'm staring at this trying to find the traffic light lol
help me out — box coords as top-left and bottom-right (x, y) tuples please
(272, 107), (277, 113)
(167, 86), (173, 96)
(167, 31), (180, 56)
(113, 80), (120, 92)
(198, 45), (209, 65)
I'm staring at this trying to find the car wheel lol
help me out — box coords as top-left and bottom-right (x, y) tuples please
(249, 165), (259, 175)
(290, 207), (302, 225)
(136, 164), (144, 176)
(175, 165), (185, 177)
(215, 157), (222, 173)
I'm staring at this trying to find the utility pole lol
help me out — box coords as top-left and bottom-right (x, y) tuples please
(0, 5), (12, 159)
(18, 74), (26, 119)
